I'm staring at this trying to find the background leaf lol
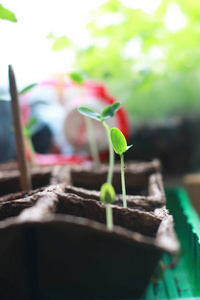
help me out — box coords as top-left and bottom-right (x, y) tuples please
(19, 83), (37, 95)
(0, 4), (17, 22)
(101, 101), (121, 121)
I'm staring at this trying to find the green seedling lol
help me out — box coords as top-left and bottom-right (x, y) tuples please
(70, 72), (100, 167)
(110, 127), (133, 208)
(100, 182), (115, 230)
(78, 101), (121, 184)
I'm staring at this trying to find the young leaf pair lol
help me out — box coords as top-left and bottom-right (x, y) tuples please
(78, 102), (121, 185)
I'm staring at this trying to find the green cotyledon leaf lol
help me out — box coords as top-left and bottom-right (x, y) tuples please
(110, 127), (132, 155)
(78, 107), (101, 121)
(101, 101), (121, 121)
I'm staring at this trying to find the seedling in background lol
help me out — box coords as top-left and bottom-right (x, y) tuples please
(23, 116), (38, 165)
(19, 83), (38, 96)
(100, 182), (116, 230)
(78, 102), (121, 184)
(110, 127), (133, 208)
(0, 83), (37, 102)
(70, 72), (100, 167)
(4, 82), (38, 164)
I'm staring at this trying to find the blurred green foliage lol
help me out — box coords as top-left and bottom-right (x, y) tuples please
(0, 4), (17, 22)
(55, 0), (200, 123)
(47, 33), (71, 51)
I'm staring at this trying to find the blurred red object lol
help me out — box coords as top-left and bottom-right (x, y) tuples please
(20, 76), (130, 166)
(35, 153), (89, 166)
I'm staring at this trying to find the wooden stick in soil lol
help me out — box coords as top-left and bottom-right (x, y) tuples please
(8, 65), (32, 191)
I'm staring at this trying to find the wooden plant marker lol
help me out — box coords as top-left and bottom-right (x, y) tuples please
(8, 65), (32, 191)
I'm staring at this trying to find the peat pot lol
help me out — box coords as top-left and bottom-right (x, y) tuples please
(0, 184), (179, 300)
(0, 159), (165, 202)
(68, 159), (164, 197)
(0, 162), (52, 197)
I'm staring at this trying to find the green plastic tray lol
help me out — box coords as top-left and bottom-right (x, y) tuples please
(144, 188), (200, 299)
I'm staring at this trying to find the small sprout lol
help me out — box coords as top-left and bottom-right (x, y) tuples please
(78, 102), (121, 184)
(100, 182), (116, 204)
(100, 182), (115, 230)
(110, 127), (133, 208)
(78, 107), (101, 122)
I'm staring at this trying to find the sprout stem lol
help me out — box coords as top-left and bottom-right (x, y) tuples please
(120, 154), (127, 208)
(106, 203), (113, 230)
(102, 120), (114, 184)
(81, 86), (100, 167)
(84, 116), (101, 167)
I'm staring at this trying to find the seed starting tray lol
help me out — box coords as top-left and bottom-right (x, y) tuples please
(144, 188), (200, 299)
